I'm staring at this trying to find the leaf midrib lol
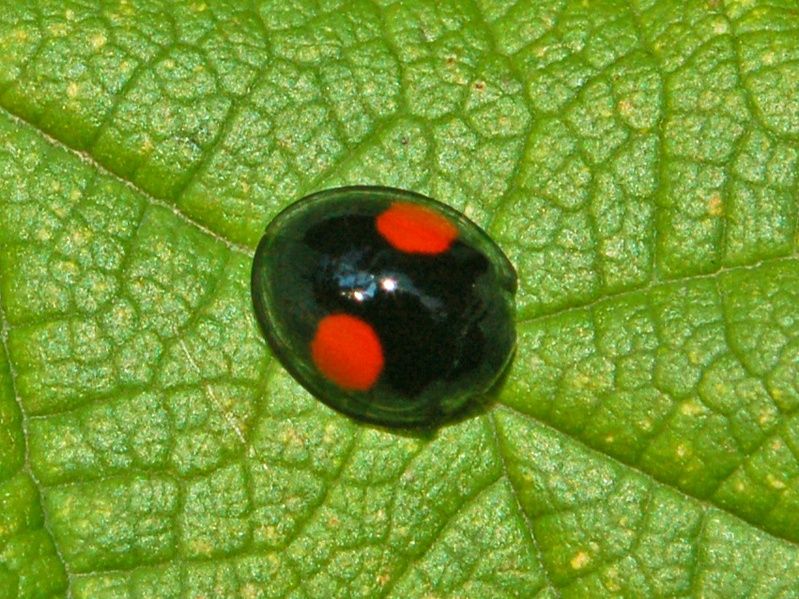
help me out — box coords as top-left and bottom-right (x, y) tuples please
(494, 403), (799, 550)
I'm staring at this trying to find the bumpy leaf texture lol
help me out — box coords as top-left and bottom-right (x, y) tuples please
(0, 0), (798, 597)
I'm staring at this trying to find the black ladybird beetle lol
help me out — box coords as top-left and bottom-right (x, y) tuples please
(251, 186), (516, 427)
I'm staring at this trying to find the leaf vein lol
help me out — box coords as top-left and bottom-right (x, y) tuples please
(488, 413), (561, 597)
(381, 474), (504, 598)
(0, 280), (72, 586)
(494, 404), (799, 548)
(517, 255), (798, 326)
(0, 106), (253, 256)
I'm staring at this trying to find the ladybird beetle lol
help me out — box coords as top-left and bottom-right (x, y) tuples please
(251, 186), (516, 427)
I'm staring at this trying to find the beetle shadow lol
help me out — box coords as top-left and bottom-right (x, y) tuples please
(362, 346), (517, 441)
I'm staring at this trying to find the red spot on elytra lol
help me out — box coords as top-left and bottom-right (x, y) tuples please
(311, 314), (384, 391)
(376, 202), (458, 254)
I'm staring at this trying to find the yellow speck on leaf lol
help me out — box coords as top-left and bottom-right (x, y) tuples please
(11, 28), (29, 42)
(618, 99), (634, 117)
(707, 194), (723, 217)
(258, 525), (279, 542)
(190, 539), (213, 555)
(681, 400), (705, 416)
(280, 427), (305, 447)
(240, 584), (259, 599)
(712, 17), (729, 34)
(767, 474), (786, 490)
(604, 566), (622, 591)
(35, 228), (52, 242)
(90, 33), (107, 49)
(48, 23), (68, 37)
(571, 550), (590, 570)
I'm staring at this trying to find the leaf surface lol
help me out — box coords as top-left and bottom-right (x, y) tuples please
(0, 0), (798, 596)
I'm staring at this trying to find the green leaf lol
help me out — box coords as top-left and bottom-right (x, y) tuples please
(0, 0), (798, 596)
